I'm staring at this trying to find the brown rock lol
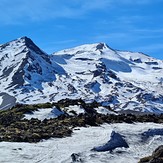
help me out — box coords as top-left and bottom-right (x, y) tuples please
(139, 145), (163, 163)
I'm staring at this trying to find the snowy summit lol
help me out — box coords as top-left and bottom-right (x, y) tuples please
(0, 37), (163, 113)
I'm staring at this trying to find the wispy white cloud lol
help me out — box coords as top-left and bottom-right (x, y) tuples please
(132, 28), (163, 33)
(41, 39), (77, 53)
(48, 39), (76, 45)
(134, 43), (163, 52)
(93, 33), (128, 41)
(118, 0), (162, 5)
(0, 0), (110, 24)
(93, 28), (163, 44)
(92, 11), (163, 42)
(0, 0), (158, 25)
(129, 43), (163, 59)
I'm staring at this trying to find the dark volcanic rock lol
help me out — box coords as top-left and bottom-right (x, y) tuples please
(71, 153), (83, 162)
(9, 57), (27, 88)
(0, 101), (163, 143)
(24, 36), (51, 64)
(96, 43), (105, 50)
(139, 145), (163, 163)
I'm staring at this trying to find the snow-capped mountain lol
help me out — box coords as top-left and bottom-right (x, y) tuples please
(0, 37), (163, 113)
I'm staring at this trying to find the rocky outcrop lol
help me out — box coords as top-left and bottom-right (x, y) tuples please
(139, 145), (163, 163)
(92, 131), (129, 152)
(0, 102), (163, 143)
(71, 153), (83, 162)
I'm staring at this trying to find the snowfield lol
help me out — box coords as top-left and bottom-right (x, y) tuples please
(0, 123), (163, 163)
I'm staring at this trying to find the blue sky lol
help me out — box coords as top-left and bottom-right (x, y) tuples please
(0, 0), (163, 59)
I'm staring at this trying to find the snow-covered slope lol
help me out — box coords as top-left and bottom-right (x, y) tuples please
(0, 123), (163, 163)
(52, 43), (163, 113)
(0, 37), (64, 109)
(0, 37), (163, 113)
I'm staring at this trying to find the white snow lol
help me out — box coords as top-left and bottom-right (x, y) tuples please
(0, 123), (162, 163)
(24, 107), (64, 120)
(95, 106), (116, 115)
(64, 105), (85, 115)
(0, 38), (163, 113)
(0, 96), (3, 105)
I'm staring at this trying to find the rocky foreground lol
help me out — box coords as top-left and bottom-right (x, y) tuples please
(0, 99), (163, 143)
(1, 99), (163, 162)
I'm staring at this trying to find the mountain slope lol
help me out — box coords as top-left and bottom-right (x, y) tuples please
(52, 43), (163, 113)
(0, 37), (64, 90)
(0, 37), (163, 113)
(0, 37), (64, 109)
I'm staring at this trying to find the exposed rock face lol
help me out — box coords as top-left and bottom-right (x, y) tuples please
(0, 37), (58, 91)
(139, 145), (163, 163)
(92, 131), (129, 152)
(71, 153), (83, 162)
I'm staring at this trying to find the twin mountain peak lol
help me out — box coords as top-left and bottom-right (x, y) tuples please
(0, 36), (163, 113)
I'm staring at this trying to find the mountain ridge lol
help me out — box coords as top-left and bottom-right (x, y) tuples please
(0, 36), (163, 113)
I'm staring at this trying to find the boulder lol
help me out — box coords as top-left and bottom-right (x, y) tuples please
(71, 153), (83, 162)
(92, 131), (129, 152)
(139, 145), (163, 163)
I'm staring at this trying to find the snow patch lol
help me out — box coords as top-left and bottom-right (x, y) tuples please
(0, 96), (3, 105)
(95, 106), (116, 115)
(24, 107), (64, 120)
(64, 105), (85, 115)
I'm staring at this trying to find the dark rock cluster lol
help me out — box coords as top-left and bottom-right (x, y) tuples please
(71, 153), (83, 162)
(0, 100), (163, 143)
(139, 145), (163, 163)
